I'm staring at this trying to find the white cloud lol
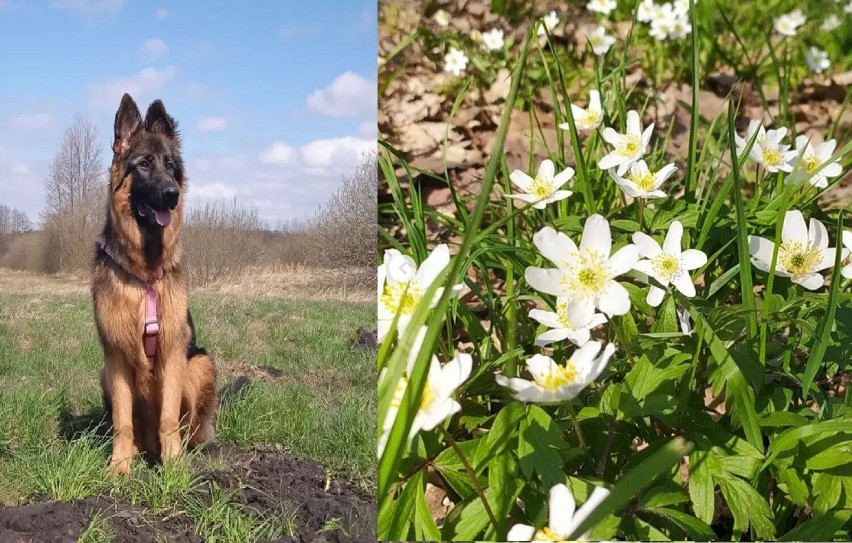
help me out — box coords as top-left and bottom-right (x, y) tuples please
(191, 182), (236, 200)
(139, 38), (169, 60)
(197, 117), (227, 132)
(299, 136), (375, 170)
(154, 7), (169, 19)
(259, 142), (296, 165)
(51, 0), (126, 14)
(87, 66), (175, 109)
(306, 72), (376, 118)
(9, 113), (53, 131)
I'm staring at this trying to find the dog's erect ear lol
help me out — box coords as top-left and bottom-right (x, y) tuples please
(113, 93), (142, 154)
(144, 100), (176, 139)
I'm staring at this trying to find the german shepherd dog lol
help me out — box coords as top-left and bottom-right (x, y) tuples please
(92, 93), (217, 475)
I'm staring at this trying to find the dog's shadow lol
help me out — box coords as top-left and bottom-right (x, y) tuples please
(57, 404), (161, 467)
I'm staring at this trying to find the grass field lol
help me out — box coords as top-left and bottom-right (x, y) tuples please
(0, 268), (375, 542)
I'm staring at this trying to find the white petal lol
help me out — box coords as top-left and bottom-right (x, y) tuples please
(533, 227), (578, 267)
(794, 272), (824, 290)
(596, 281), (631, 316)
(527, 354), (557, 383)
(680, 249), (708, 270)
(663, 221), (683, 255)
(538, 159), (556, 181)
(654, 163), (678, 186)
(535, 328), (573, 347)
(647, 285), (666, 307)
(574, 486), (612, 539)
(632, 232), (663, 258)
(581, 214), (612, 258)
(589, 90), (601, 112)
(626, 110), (641, 136)
(507, 193), (541, 204)
(416, 244), (450, 288)
(748, 235), (775, 264)
(552, 167), (576, 188)
(815, 248), (837, 271)
(526, 267), (567, 295)
(782, 210), (808, 244)
(607, 244), (640, 276)
(566, 297), (596, 325)
(509, 170), (534, 191)
(530, 308), (564, 329)
(808, 218), (830, 251)
(598, 151), (626, 171)
(563, 327), (592, 346)
(601, 127), (621, 144)
(506, 523), (536, 541)
(842, 262), (852, 279)
(548, 484), (576, 539)
(439, 353), (473, 391)
(672, 272), (696, 297)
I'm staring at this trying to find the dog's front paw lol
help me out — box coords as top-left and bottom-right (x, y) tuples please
(108, 454), (133, 475)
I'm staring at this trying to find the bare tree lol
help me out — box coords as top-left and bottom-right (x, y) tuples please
(310, 151), (377, 279)
(0, 204), (32, 257)
(41, 116), (106, 272)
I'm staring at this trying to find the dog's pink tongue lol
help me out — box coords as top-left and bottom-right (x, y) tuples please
(154, 210), (172, 227)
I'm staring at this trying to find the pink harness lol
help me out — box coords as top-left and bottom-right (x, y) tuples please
(100, 240), (164, 360)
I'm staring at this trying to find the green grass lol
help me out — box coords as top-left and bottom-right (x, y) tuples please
(0, 286), (375, 505)
(77, 511), (114, 543)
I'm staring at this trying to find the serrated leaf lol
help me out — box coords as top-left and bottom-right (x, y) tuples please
(718, 476), (775, 539)
(805, 441), (852, 470)
(778, 509), (852, 541)
(517, 405), (568, 487)
(442, 488), (498, 540)
(644, 507), (717, 540)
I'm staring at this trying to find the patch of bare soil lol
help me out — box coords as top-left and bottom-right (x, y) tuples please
(0, 445), (375, 543)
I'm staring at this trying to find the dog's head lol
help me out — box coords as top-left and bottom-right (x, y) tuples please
(112, 93), (184, 229)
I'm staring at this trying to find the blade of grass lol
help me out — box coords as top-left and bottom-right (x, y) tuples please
(684, 0), (700, 198)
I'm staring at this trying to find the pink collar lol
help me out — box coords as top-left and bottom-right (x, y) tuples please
(99, 239), (163, 360)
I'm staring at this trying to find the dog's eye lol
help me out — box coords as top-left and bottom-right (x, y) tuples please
(138, 159), (150, 169)
(165, 158), (174, 170)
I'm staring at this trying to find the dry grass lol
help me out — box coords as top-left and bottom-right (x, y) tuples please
(0, 265), (374, 303)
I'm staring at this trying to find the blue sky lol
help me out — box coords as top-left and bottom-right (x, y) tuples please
(0, 0), (377, 225)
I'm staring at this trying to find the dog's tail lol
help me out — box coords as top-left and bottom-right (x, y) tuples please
(218, 376), (252, 406)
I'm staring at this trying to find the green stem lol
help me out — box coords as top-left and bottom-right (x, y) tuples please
(567, 403), (587, 448)
(439, 426), (498, 530)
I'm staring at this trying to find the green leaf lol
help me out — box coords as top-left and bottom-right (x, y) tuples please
(812, 472), (843, 513)
(806, 441), (852, 470)
(480, 402), (524, 469)
(718, 476), (775, 540)
(569, 437), (694, 540)
(688, 450), (715, 525)
(442, 488), (499, 540)
(517, 405), (568, 487)
(413, 473), (441, 540)
(644, 507), (717, 541)
(762, 419), (852, 471)
(488, 451), (524, 536)
(778, 509), (852, 541)
(377, 468), (421, 540)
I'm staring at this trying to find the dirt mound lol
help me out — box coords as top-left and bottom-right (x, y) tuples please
(0, 445), (375, 543)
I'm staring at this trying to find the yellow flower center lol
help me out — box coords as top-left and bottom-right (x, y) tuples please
(390, 376), (408, 409)
(420, 381), (436, 411)
(617, 134), (641, 156)
(761, 147), (783, 167)
(629, 169), (655, 191)
(652, 253), (680, 279)
(380, 281), (422, 315)
(562, 250), (610, 297)
(530, 176), (554, 199)
(778, 241), (822, 276)
(533, 527), (565, 541)
(536, 361), (578, 392)
(803, 153), (820, 173)
(555, 302), (576, 330)
(590, 35), (602, 45)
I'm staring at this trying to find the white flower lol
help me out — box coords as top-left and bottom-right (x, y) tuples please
(608, 159), (676, 199)
(748, 210), (846, 290)
(506, 484), (611, 541)
(805, 47), (831, 74)
(539, 10), (560, 36)
(481, 28), (504, 51)
(632, 221), (707, 307)
(672, 0), (695, 16)
(736, 122), (797, 173)
(789, 136), (843, 188)
(443, 47), (469, 77)
(378, 352), (472, 457)
(559, 90), (603, 132)
(529, 296), (608, 347)
(507, 159), (574, 209)
(585, 25), (616, 55)
(433, 9), (450, 27)
(599, 110), (655, 175)
(842, 231), (852, 279)
(587, 0), (617, 15)
(774, 8), (806, 36)
(845, 1), (852, 15)
(496, 343), (616, 403)
(678, 309), (693, 335)
(821, 14), (841, 31)
(525, 215), (640, 319)
(637, 0), (661, 22)
(377, 245), (453, 342)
